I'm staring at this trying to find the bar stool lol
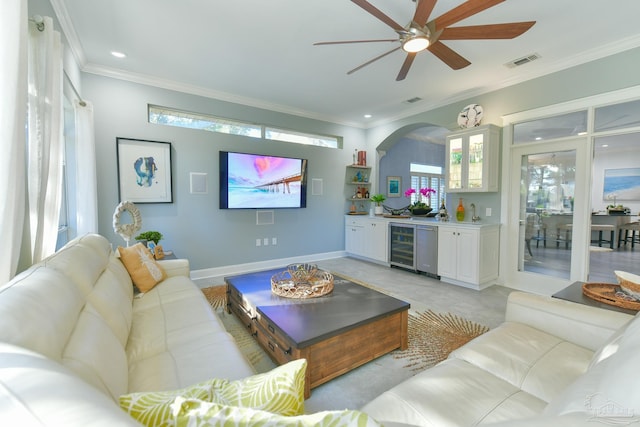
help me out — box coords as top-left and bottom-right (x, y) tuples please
(591, 224), (615, 249)
(556, 223), (572, 249)
(533, 217), (547, 248)
(618, 222), (640, 248)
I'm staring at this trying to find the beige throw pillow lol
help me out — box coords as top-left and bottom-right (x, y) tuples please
(118, 243), (166, 292)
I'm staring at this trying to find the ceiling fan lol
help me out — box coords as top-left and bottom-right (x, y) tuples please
(314, 0), (535, 81)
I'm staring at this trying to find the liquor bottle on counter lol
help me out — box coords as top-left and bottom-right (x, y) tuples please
(438, 199), (448, 221)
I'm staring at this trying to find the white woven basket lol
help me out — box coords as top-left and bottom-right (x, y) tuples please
(615, 270), (640, 300)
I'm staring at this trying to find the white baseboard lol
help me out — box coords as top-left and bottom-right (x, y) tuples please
(190, 251), (346, 281)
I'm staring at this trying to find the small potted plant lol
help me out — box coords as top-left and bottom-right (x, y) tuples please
(370, 194), (386, 215)
(135, 231), (163, 246)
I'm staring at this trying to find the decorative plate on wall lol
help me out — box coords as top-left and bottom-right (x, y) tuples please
(457, 104), (483, 128)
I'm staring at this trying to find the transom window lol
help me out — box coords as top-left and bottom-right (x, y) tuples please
(148, 105), (341, 148)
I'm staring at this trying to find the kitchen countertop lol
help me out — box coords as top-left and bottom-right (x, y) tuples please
(345, 214), (500, 228)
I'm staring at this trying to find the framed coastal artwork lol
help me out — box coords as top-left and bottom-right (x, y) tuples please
(117, 137), (173, 203)
(387, 176), (401, 198)
(603, 167), (640, 201)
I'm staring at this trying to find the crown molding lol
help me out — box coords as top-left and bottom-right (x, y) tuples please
(366, 34), (640, 129)
(49, 0), (86, 68)
(81, 63), (365, 129)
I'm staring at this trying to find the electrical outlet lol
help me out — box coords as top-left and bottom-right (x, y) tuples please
(272, 237), (277, 245)
(486, 208), (492, 217)
(263, 238), (269, 246)
(256, 238), (261, 247)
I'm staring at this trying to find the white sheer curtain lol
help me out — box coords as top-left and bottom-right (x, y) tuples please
(74, 99), (98, 235)
(0, 0), (28, 282)
(26, 16), (64, 264)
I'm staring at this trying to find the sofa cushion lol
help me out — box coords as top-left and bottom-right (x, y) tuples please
(0, 343), (141, 427)
(118, 243), (166, 293)
(63, 303), (130, 400)
(43, 233), (113, 295)
(361, 358), (546, 427)
(120, 359), (306, 426)
(588, 311), (637, 368)
(0, 265), (85, 359)
(505, 291), (631, 352)
(86, 254), (135, 348)
(126, 276), (255, 391)
(546, 313), (640, 421)
(449, 322), (593, 403)
(172, 398), (381, 427)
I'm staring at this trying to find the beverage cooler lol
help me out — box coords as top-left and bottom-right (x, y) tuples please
(389, 224), (416, 269)
(389, 223), (438, 277)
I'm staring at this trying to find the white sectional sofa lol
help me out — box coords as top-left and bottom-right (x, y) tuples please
(3, 232), (640, 426)
(0, 233), (255, 425)
(362, 290), (640, 426)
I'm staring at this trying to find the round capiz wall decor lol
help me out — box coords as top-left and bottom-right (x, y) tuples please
(457, 104), (483, 128)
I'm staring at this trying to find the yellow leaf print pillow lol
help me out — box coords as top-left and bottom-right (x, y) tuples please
(171, 397), (382, 427)
(120, 359), (306, 426)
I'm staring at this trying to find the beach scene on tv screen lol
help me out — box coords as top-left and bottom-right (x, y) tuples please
(228, 153), (304, 208)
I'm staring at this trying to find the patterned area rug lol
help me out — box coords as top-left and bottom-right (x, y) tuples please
(394, 310), (489, 371)
(201, 282), (489, 375)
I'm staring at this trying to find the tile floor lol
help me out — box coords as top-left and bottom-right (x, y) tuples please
(199, 256), (512, 329)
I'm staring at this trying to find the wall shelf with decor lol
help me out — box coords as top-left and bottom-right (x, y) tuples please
(445, 124), (500, 193)
(345, 165), (372, 213)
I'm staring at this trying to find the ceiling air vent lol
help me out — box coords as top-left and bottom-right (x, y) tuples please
(505, 53), (541, 68)
(403, 97), (423, 104)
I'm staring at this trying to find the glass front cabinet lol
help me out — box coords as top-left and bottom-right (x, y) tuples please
(445, 124), (500, 193)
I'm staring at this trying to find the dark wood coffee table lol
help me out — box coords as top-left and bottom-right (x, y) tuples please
(225, 268), (409, 397)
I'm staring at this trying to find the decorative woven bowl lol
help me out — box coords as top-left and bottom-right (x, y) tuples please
(271, 269), (334, 299)
(286, 263), (318, 282)
(615, 270), (640, 300)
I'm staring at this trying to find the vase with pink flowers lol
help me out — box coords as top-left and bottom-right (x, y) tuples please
(405, 187), (436, 216)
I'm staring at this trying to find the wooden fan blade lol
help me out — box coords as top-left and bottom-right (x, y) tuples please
(434, 0), (505, 30)
(351, 0), (405, 32)
(439, 22), (535, 40)
(314, 39), (398, 46)
(396, 53), (417, 81)
(347, 46), (402, 75)
(428, 41), (471, 70)
(412, 0), (437, 27)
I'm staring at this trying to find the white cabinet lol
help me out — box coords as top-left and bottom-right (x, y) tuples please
(446, 124), (500, 193)
(345, 216), (388, 263)
(437, 224), (500, 290)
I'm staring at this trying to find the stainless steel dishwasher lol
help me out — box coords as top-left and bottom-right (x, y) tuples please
(416, 225), (438, 277)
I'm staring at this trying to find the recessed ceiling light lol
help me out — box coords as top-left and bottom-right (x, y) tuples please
(110, 51), (127, 59)
(364, 114), (372, 119)
(601, 144), (609, 148)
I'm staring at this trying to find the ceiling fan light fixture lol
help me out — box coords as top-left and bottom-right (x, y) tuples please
(401, 27), (430, 53)
(402, 36), (429, 53)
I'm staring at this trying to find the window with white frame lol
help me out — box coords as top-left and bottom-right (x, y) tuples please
(148, 105), (342, 148)
(409, 163), (445, 207)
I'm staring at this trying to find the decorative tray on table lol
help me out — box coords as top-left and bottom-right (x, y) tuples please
(582, 283), (640, 310)
(271, 263), (334, 299)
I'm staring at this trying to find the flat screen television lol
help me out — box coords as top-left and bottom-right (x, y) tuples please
(219, 151), (308, 209)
